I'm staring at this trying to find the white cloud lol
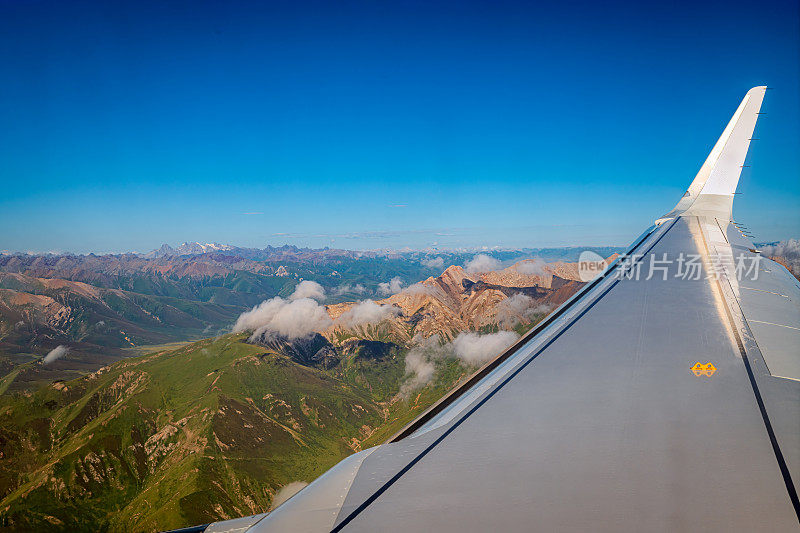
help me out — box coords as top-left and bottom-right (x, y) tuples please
(495, 294), (551, 326)
(233, 297), (332, 340)
(337, 300), (401, 327)
(333, 283), (367, 297)
(43, 345), (69, 365)
(402, 282), (442, 297)
(401, 350), (436, 395)
(289, 280), (325, 301)
(452, 331), (519, 366)
(422, 257), (444, 269)
(465, 254), (502, 273)
(399, 335), (450, 398)
(270, 481), (308, 510)
(514, 258), (547, 276)
(378, 276), (404, 295)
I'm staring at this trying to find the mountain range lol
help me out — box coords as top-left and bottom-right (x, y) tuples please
(327, 260), (588, 343)
(0, 252), (595, 531)
(144, 242), (237, 258)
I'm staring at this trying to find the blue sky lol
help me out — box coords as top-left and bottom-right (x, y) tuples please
(1, 0), (798, 254)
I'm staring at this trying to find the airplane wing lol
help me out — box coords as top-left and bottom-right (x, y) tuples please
(194, 87), (800, 532)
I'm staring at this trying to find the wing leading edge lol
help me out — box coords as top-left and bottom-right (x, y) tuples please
(192, 88), (799, 533)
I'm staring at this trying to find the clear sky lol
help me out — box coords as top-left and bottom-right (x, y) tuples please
(1, 0), (798, 254)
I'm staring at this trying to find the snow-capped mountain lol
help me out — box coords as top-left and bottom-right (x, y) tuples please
(175, 242), (235, 255)
(144, 242), (236, 258)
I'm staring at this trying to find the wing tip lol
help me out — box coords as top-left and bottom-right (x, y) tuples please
(667, 87), (767, 220)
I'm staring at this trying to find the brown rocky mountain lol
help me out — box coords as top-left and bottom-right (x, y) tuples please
(326, 259), (594, 343)
(0, 272), (244, 392)
(0, 272), (241, 350)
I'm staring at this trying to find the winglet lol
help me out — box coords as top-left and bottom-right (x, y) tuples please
(657, 86), (767, 223)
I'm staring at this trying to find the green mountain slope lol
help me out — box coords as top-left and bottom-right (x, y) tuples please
(0, 333), (471, 532)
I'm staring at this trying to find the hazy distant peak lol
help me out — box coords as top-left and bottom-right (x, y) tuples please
(143, 243), (176, 259)
(144, 242), (236, 258)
